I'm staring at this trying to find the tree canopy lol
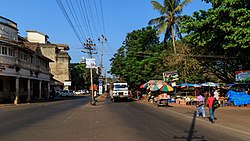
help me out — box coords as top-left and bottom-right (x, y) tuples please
(179, 0), (250, 83)
(109, 26), (164, 87)
(149, 0), (193, 54)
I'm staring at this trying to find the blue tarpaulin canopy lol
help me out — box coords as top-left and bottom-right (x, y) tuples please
(226, 90), (250, 106)
(178, 83), (200, 87)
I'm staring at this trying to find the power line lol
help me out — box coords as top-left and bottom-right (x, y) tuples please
(78, 0), (92, 39)
(99, 0), (106, 35)
(67, 0), (87, 40)
(86, 0), (99, 38)
(57, 0), (83, 46)
(81, 0), (94, 40)
(94, 0), (103, 35)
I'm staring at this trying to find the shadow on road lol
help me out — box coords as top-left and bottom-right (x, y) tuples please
(173, 112), (206, 141)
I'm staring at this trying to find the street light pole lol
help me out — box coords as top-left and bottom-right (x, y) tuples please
(83, 38), (96, 105)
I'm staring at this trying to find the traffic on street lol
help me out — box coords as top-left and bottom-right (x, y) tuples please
(1, 95), (250, 141)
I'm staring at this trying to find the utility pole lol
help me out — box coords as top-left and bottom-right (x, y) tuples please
(82, 38), (96, 105)
(98, 35), (107, 94)
(98, 35), (107, 76)
(104, 68), (108, 94)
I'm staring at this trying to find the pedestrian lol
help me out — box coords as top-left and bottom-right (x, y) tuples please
(213, 89), (219, 100)
(136, 90), (141, 100)
(147, 91), (152, 102)
(196, 93), (206, 118)
(207, 93), (215, 123)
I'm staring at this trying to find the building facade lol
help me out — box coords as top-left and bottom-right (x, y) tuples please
(26, 30), (71, 90)
(0, 16), (52, 104)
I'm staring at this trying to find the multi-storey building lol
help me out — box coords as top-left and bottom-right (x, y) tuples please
(26, 30), (71, 90)
(0, 16), (52, 104)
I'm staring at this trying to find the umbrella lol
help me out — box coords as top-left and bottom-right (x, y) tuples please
(140, 83), (149, 89)
(200, 82), (219, 87)
(155, 80), (168, 85)
(160, 85), (174, 92)
(148, 84), (159, 91)
(147, 80), (156, 85)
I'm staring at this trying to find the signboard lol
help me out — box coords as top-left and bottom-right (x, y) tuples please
(163, 71), (179, 82)
(64, 81), (71, 86)
(235, 70), (250, 82)
(86, 58), (97, 68)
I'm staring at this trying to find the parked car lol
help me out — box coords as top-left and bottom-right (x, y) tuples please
(75, 90), (82, 95)
(69, 90), (75, 95)
(74, 89), (89, 95)
(59, 90), (74, 97)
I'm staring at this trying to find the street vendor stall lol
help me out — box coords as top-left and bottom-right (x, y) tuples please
(156, 93), (170, 107)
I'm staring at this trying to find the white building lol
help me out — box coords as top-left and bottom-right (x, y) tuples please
(0, 16), (52, 104)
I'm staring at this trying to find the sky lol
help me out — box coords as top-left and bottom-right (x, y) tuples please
(1, 0), (211, 76)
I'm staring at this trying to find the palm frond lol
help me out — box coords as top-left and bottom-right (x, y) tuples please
(148, 15), (168, 25)
(157, 22), (170, 34)
(174, 23), (182, 39)
(148, 17), (161, 25)
(164, 0), (174, 12)
(151, 1), (166, 14)
(173, 0), (192, 14)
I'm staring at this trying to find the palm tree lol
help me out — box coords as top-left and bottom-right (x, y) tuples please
(149, 0), (192, 54)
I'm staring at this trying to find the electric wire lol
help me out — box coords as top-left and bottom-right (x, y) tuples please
(86, 0), (99, 39)
(57, 0), (108, 69)
(56, 0), (83, 46)
(67, 0), (87, 40)
(94, 0), (103, 35)
(81, 0), (94, 40)
(78, 0), (92, 39)
(99, 0), (106, 35)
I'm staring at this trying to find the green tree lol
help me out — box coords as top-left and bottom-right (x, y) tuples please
(148, 0), (192, 54)
(70, 63), (88, 90)
(160, 40), (204, 83)
(110, 26), (164, 87)
(180, 0), (250, 83)
(70, 63), (99, 90)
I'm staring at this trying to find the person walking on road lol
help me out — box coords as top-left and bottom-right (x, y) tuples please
(196, 93), (206, 118)
(207, 93), (215, 123)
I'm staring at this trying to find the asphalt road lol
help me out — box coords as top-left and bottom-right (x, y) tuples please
(0, 95), (249, 141)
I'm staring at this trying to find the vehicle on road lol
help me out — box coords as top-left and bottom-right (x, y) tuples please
(59, 90), (74, 97)
(111, 82), (129, 102)
(74, 89), (89, 95)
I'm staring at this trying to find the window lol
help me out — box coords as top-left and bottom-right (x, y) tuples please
(23, 53), (28, 61)
(8, 48), (15, 57)
(0, 79), (3, 92)
(2, 47), (7, 55)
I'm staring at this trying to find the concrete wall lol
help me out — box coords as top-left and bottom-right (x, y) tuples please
(27, 31), (46, 44)
(40, 44), (70, 85)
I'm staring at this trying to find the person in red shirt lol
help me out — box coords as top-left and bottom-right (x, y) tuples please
(207, 93), (215, 123)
